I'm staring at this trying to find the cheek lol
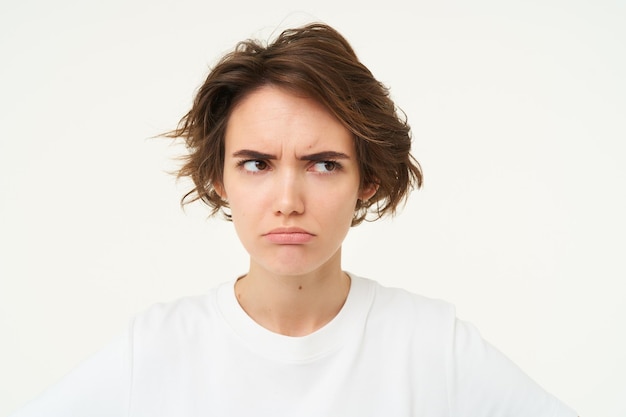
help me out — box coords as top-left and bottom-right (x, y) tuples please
(222, 177), (257, 211)
(226, 186), (272, 230)
(318, 189), (359, 222)
(228, 193), (255, 220)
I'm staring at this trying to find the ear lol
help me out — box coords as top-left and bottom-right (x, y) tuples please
(214, 182), (227, 200)
(358, 182), (378, 202)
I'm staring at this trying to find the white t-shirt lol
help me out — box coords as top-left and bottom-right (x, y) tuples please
(11, 274), (577, 416)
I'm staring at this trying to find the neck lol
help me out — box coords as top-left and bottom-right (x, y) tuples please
(234, 255), (351, 337)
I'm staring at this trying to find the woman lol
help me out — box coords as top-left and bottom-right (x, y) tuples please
(11, 23), (577, 416)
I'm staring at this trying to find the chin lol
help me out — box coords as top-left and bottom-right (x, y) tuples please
(257, 254), (337, 278)
(261, 262), (324, 277)
(248, 242), (342, 277)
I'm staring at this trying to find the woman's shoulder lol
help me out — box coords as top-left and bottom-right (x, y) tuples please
(352, 274), (457, 333)
(130, 281), (232, 334)
(354, 274), (454, 312)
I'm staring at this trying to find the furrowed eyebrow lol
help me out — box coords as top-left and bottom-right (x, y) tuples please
(231, 150), (350, 161)
(232, 150), (276, 159)
(299, 151), (350, 161)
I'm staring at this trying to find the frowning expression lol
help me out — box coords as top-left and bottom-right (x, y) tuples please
(219, 85), (375, 277)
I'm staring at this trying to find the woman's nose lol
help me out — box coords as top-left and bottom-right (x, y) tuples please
(272, 170), (305, 216)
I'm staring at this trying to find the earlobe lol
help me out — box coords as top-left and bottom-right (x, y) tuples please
(214, 182), (227, 200)
(359, 183), (378, 202)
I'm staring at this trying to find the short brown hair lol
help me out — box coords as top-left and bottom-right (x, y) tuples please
(167, 23), (422, 225)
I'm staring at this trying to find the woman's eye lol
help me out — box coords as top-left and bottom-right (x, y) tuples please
(241, 160), (268, 172)
(311, 161), (340, 173)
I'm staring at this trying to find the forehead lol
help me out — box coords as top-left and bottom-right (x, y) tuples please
(224, 85), (354, 154)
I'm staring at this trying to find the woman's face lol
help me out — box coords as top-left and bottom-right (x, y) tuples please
(219, 85), (375, 277)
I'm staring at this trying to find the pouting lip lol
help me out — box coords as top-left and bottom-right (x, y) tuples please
(263, 227), (316, 236)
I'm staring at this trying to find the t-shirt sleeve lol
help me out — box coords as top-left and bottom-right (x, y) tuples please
(8, 329), (132, 417)
(447, 318), (577, 417)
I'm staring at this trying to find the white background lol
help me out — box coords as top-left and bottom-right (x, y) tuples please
(1, 1), (624, 416)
